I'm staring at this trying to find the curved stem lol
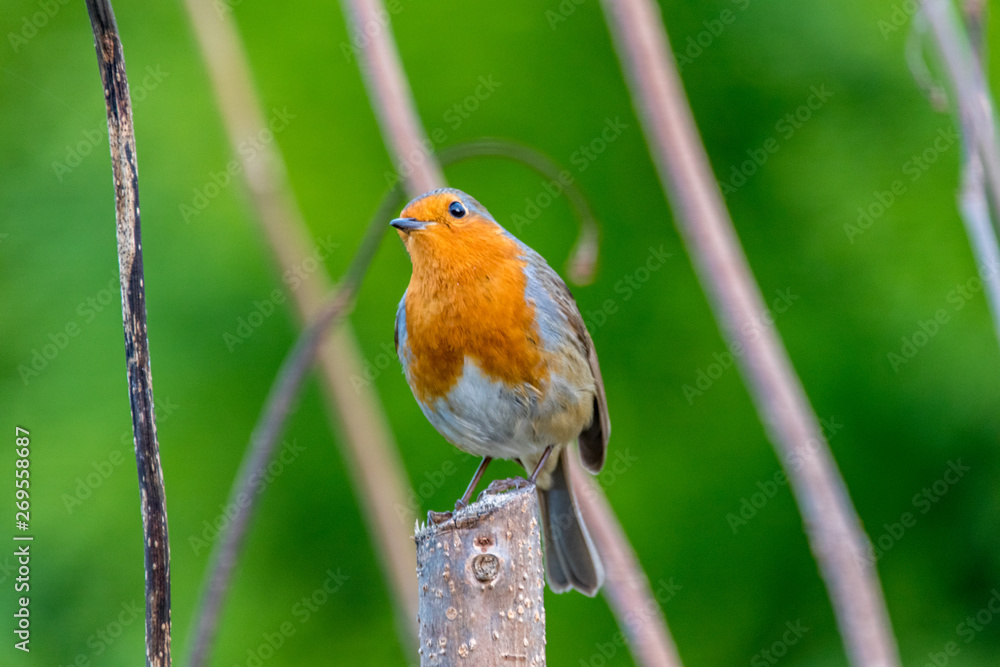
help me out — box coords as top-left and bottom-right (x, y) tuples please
(599, 0), (901, 664)
(186, 189), (398, 667)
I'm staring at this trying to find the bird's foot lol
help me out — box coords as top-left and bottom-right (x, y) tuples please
(478, 476), (531, 500)
(427, 509), (453, 525)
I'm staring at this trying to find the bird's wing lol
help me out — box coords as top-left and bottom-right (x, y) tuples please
(574, 311), (609, 473)
(525, 250), (609, 473)
(394, 294), (407, 357)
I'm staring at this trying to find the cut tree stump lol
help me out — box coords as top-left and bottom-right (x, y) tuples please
(415, 483), (546, 666)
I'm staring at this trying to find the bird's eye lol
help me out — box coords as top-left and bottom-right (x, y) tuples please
(448, 201), (466, 218)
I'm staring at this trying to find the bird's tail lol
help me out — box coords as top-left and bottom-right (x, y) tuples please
(537, 448), (604, 596)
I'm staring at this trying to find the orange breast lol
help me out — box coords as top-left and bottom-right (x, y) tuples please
(403, 224), (548, 403)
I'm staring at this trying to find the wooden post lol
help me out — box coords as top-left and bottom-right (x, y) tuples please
(415, 484), (546, 666)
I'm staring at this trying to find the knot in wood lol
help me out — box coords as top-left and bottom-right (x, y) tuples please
(471, 553), (499, 582)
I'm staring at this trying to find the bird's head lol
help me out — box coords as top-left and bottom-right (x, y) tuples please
(391, 188), (512, 270)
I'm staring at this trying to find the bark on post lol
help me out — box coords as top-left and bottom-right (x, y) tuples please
(415, 485), (546, 666)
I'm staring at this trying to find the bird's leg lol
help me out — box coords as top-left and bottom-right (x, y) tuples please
(528, 445), (554, 484)
(477, 447), (556, 502)
(456, 456), (493, 510)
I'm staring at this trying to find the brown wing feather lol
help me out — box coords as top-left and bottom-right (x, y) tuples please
(577, 327), (609, 473)
(542, 267), (609, 474)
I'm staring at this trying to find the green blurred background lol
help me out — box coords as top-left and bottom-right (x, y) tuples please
(2, 0), (999, 664)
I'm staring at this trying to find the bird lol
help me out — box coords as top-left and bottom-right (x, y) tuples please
(391, 187), (610, 596)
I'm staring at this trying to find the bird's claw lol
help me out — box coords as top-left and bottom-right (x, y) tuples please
(427, 510), (453, 525)
(478, 476), (531, 500)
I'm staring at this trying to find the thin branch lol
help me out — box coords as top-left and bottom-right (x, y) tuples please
(180, 0), (420, 655)
(343, 1), (683, 664)
(187, 192), (395, 667)
(599, 1), (902, 665)
(569, 463), (683, 667)
(921, 0), (1000, 350)
(342, 0), (445, 194)
(922, 0), (1000, 235)
(85, 1), (170, 665)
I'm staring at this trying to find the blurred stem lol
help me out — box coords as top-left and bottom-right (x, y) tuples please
(598, 0), (902, 665)
(187, 191), (396, 667)
(342, 0), (684, 665)
(84, 2), (171, 665)
(921, 0), (1000, 352)
(921, 0), (1000, 234)
(569, 464), (683, 667)
(342, 0), (444, 194)
(939, 0), (1000, 354)
(181, 0), (419, 661)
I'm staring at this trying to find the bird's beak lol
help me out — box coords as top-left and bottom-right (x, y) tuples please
(390, 217), (426, 232)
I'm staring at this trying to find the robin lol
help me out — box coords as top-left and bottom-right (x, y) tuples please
(391, 187), (610, 596)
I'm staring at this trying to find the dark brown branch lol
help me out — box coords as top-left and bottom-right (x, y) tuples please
(84, 2), (170, 665)
(599, 0), (900, 664)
